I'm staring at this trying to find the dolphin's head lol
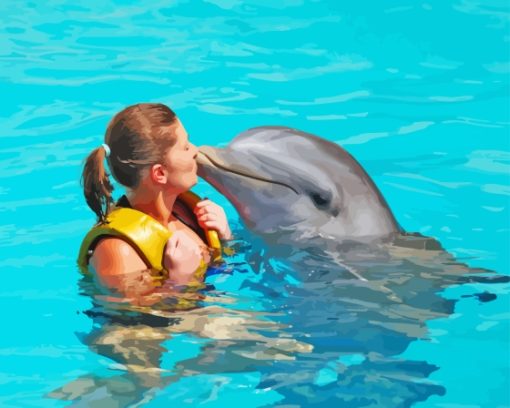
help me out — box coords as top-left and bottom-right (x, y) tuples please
(197, 126), (400, 243)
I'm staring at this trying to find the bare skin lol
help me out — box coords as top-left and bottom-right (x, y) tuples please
(90, 119), (231, 302)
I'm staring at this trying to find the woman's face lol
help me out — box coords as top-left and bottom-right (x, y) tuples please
(163, 119), (199, 193)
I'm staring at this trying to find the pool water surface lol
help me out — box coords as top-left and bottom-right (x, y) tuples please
(0, 1), (509, 407)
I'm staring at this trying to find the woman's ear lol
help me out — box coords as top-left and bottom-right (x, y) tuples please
(150, 163), (168, 185)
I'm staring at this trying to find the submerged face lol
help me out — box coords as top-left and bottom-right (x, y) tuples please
(163, 119), (199, 193)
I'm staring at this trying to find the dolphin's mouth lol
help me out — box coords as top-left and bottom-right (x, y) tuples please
(198, 149), (299, 194)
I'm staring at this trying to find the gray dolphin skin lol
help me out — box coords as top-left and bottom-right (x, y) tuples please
(197, 126), (402, 244)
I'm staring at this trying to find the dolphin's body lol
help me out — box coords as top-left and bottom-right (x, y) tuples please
(197, 126), (402, 245)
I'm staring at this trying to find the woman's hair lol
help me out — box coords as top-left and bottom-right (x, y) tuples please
(82, 103), (178, 223)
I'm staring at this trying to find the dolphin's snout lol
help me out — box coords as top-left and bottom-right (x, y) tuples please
(197, 146), (224, 178)
(196, 151), (208, 167)
(197, 145), (232, 168)
(197, 145), (299, 195)
(197, 146), (217, 165)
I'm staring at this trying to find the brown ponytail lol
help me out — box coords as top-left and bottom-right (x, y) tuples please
(82, 146), (114, 224)
(81, 103), (178, 223)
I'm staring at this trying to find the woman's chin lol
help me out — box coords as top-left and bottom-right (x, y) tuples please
(172, 174), (198, 193)
(187, 175), (198, 190)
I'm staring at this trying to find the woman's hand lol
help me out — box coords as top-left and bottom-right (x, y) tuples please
(194, 199), (232, 240)
(163, 230), (203, 286)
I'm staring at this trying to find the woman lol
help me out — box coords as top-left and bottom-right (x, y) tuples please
(79, 103), (231, 301)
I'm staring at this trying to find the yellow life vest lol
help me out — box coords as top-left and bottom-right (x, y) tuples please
(77, 191), (223, 283)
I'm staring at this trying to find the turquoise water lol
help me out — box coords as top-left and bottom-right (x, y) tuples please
(1, 1), (509, 406)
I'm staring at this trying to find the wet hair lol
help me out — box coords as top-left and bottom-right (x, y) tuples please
(82, 103), (178, 223)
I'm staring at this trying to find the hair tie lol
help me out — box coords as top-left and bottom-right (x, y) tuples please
(101, 143), (111, 158)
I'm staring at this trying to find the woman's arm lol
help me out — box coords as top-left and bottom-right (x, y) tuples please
(90, 238), (155, 298)
(90, 232), (204, 301)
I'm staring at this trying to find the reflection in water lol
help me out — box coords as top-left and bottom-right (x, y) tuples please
(50, 234), (506, 407)
(246, 234), (504, 406)
(49, 267), (312, 406)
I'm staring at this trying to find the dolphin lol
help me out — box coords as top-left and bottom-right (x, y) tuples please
(197, 126), (402, 245)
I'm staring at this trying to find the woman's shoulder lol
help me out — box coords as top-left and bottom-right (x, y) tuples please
(93, 237), (136, 255)
(91, 237), (147, 276)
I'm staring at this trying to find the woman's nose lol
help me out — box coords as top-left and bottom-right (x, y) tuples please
(192, 144), (199, 158)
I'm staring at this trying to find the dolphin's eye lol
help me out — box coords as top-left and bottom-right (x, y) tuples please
(310, 192), (330, 208)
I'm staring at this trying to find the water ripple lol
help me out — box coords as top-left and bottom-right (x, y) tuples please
(0, 194), (78, 212)
(465, 150), (510, 174)
(384, 173), (472, 189)
(277, 90), (370, 106)
(247, 56), (373, 82)
(397, 121), (435, 135)
(428, 95), (474, 103)
(0, 220), (91, 247)
(420, 55), (464, 71)
(339, 120), (436, 145)
(483, 61), (510, 74)
(0, 138), (95, 177)
(383, 182), (444, 197)
(442, 117), (507, 129)
(1, 101), (114, 138)
(0, 254), (69, 269)
(481, 184), (510, 196)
